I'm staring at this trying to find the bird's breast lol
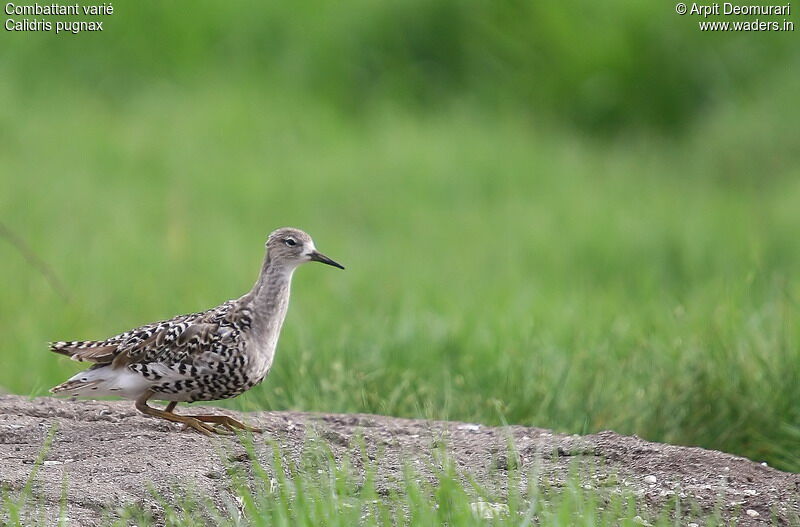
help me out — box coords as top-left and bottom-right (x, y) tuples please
(241, 330), (280, 383)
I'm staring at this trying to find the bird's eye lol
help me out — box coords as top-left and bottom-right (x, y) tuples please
(284, 238), (297, 247)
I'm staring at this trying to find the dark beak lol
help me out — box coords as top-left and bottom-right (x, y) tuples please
(310, 250), (345, 270)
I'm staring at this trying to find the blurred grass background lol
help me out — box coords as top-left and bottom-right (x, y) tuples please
(1, 1), (798, 472)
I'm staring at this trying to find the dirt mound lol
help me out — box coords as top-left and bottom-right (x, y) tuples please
(0, 395), (797, 525)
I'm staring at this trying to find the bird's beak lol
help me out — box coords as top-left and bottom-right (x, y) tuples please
(309, 250), (345, 270)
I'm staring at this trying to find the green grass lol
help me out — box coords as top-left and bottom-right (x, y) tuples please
(1, 72), (798, 473)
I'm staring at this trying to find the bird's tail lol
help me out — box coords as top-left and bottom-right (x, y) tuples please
(50, 378), (100, 395)
(49, 340), (118, 363)
(50, 364), (151, 398)
(49, 364), (107, 395)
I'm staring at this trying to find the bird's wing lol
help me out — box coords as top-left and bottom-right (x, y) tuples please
(49, 301), (247, 367)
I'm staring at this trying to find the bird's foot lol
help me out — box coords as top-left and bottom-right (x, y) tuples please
(184, 414), (263, 434)
(134, 392), (261, 436)
(179, 417), (225, 436)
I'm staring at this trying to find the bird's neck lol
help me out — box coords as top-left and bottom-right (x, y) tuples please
(244, 251), (296, 342)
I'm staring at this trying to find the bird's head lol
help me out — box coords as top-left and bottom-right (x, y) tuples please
(266, 227), (344, 270)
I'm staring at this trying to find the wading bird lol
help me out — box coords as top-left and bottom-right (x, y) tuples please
(50, 228), (343, 435)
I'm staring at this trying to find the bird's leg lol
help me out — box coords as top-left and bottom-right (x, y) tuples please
(164, 401), (178, 413)
(183, 414), (263, 433)
(135, 392), (225, 436)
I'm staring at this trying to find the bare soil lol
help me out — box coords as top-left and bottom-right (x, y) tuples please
(0, 395), (797, 525)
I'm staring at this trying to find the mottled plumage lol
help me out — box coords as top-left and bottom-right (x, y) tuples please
(50, 227), (344, 434)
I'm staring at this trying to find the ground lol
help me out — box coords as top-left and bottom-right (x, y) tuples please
(0, 395), (797, 525)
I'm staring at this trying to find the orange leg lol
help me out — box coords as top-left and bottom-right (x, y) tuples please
(135, 392), (261, 435)
(183, 414), (263, 433)
(135, 392), (224, 436)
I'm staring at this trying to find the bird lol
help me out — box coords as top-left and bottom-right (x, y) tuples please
(49, 227), (344, 435)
